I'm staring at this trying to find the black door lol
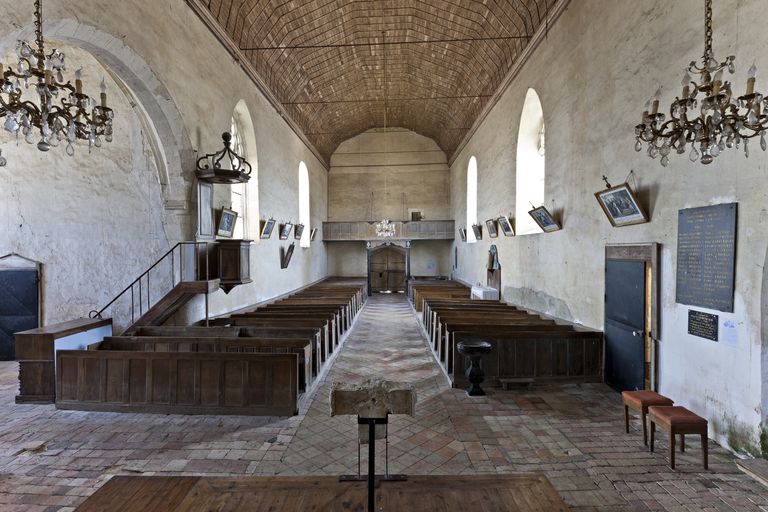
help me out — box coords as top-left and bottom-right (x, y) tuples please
(0, 270), (39, 360)
(604, 259), (646, 391)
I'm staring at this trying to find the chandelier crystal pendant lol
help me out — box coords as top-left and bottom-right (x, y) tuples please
(635, 0), (767, 166)
(0, 0), (114, 162)
(375, 219), (396, 238)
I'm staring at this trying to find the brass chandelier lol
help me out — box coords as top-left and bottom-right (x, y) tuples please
(635, 0), (766, 166)
(0, 0), (114, 162)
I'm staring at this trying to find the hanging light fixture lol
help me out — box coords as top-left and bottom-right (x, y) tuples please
(0, 0), (114, 162)
(375, 219), (396, 238)
(635, 0), (766, 166)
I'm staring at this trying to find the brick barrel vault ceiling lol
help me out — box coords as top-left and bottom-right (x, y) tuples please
(199, 0), (557, 162)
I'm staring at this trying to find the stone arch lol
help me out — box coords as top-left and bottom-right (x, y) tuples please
(0, 19), (194, 211)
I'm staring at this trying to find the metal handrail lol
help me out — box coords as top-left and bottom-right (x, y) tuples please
(89, 241), (214, 322)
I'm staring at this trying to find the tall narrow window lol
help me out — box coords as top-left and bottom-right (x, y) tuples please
(515, 89), (546, 234)
(230, 116), (247, 239)
(299, 161), (310, 248)
(466, 156), (478, 243)
(230, 100), (259, 240)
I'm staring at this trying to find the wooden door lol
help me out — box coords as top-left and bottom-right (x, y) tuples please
(370, 247), (406, 293)
(604, 259), (646, 391)
(0, 269), (39, 360)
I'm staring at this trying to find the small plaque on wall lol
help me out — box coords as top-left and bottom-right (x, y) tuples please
(688, 310), (718, 341)
(676, 203), (737, 312)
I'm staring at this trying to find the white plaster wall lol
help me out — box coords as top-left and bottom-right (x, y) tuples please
(327, 243), (368, 277)
(411, 240), (453, 277)
(450, 0), (768, 453)
(0, 44), (181, 324)
(328, 128), (450, 221)
(0, 0), (328, 326)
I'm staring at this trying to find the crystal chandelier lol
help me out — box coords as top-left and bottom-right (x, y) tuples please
(0, 0), (114, 162)
(635, 0), (766, 166)
(375, 219), (396, 238)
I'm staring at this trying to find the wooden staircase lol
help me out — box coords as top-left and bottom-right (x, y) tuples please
(124, 279), (220, 335)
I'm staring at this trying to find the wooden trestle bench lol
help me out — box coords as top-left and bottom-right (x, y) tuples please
(52, 279), (366, 416)
(410, 280), (604, 388)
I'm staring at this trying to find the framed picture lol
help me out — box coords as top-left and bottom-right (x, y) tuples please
(279, 222), (293, 240)
(459, 228), (467, 242)
(497, 215), (514, 237)
(310, 228), (318, 241)
(471, 224), (483, 240)
(217, 208), (238, 238)
(260, 218), (276, 239)
(594, 182), (649, 227)
(280, 243), (295, 269)
(485, 219), (499, 238)
(294, 223), (305, 240)
(528, 206), (561, 233)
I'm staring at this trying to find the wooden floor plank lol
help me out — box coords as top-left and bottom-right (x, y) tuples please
(75, 474), (569, 512)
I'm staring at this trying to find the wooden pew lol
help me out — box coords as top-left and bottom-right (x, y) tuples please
(97, 336), (314, 392)
(214, 318), (332, 363)
(451, 330), (603, 387)
(422, 296), (604, 388)
(56, 350), (299, 416)
(134, 326), (323, 379)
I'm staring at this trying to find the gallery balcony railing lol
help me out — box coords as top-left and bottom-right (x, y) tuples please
(322, 220), (455, 241)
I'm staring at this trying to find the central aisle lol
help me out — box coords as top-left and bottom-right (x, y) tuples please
(255, 292), (455, 476)
(327, 293), (446, 398)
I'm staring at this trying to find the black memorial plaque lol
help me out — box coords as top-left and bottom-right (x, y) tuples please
(688, 310), (718, 341)
(676, 203), (737, 312)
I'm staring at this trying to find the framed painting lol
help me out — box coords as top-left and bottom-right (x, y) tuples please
(497, 215), (514, 237)
(485, 219), (498, 238)
(279, 222), (293, 240)
(459, 228), (467, 242)
(216, 208), (238, 238)
(471, 224), (483, 240)
(595, 182), (649, 227)
(294, 223), (305, 240)
(260, 218), (276, 239)
(528, 206), (561, 233)
(280, 242), (295, 269)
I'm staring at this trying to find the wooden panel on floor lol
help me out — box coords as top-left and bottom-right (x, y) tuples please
(76, 475), (569, 512)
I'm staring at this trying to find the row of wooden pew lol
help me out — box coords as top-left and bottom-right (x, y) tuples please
(55, 279), (367, 416)
(409, 280), (604, 388)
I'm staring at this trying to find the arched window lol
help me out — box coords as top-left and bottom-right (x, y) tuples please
(230, 100), (259, 240)
(515, 89), (546, 235)
(466, 156), (478, 243)
(299, 161), (310, 248)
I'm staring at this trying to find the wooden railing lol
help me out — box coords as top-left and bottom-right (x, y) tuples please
(322, 220), (455, 241)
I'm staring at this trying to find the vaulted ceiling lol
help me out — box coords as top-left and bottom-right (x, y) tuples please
(194, 0), (558, 163)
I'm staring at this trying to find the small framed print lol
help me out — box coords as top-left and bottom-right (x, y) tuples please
(310, 228), (318, 241)
(594, 182), (649, 227)
(528, 206), (561, 233)
(294, 223), (305, 240)
(217, 208), (238, 238)
(497, 215), (514, 237)
(471, 224), (483, 240)
(279, 222), (293, 240)
(260, 218), (276, 239)
(459, 228), (467, 242)
(485, 219), (499, 238)
(280, 243), (295, 269)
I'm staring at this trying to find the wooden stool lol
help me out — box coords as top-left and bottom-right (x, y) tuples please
(622, 390), (674, 445)
(648, 405), (708, 470)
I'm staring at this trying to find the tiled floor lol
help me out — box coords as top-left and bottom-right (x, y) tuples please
(1, 294), (767, 511)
